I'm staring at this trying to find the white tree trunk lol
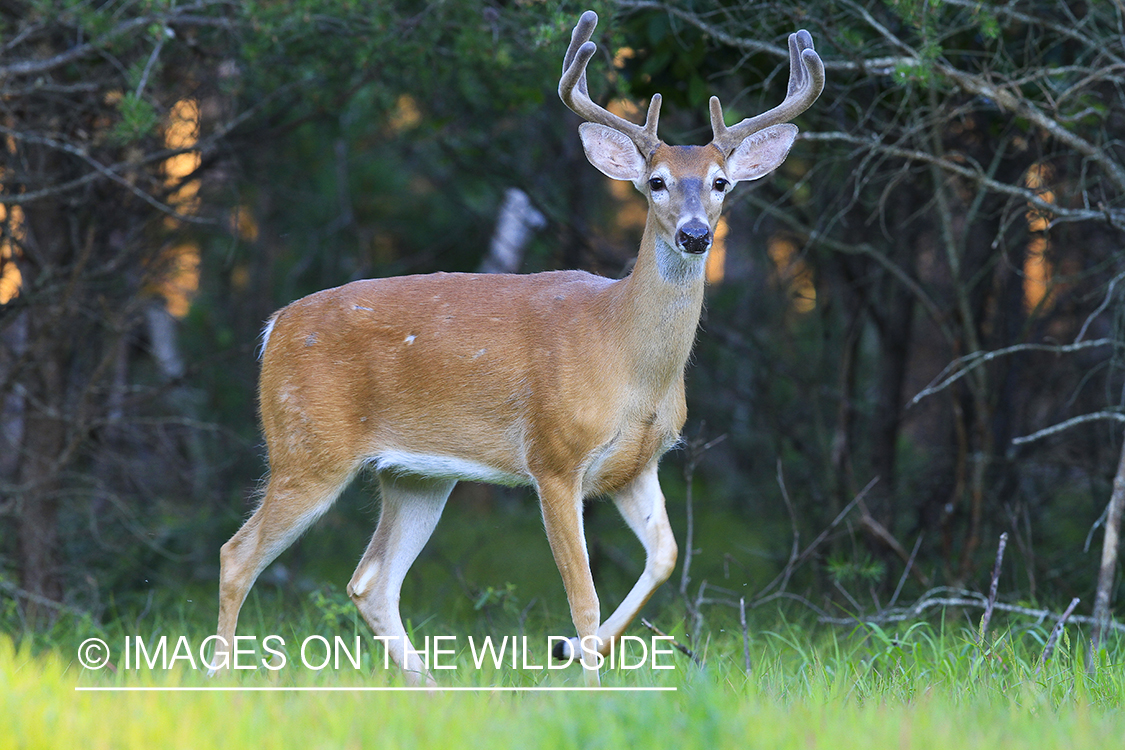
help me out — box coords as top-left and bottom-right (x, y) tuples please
(1091, 437), (1125, 656)
(478, 188), (545, 274)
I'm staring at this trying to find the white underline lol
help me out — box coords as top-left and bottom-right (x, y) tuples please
(74, 686), (676, 693)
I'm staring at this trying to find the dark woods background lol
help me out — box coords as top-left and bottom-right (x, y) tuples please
(2, 0), (1124, 636)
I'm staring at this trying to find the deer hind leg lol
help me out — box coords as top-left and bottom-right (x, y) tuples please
(596, 461), (677, 651)
(347, 473), (455, 686)
(538, 474), (602, 686)
(212, 468), (353, 674)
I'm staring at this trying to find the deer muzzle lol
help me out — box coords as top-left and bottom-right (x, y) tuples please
(676, 219), (712, 255)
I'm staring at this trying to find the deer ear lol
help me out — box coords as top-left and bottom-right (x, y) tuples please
(726, 124), (798, 183)
(578, 123), (647, 181)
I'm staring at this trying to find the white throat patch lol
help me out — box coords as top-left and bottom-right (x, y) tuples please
(653, 235), (707, 285)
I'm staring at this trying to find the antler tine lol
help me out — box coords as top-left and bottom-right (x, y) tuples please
(559, 10), (662, 156)
(709, 29), (825, 156)
(786, 29), (812, 98)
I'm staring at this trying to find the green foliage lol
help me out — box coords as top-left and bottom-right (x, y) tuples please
(826, 553), (887, 587)
(45, 0), (114, 38)
(110, 91), (160, 143)
(307, 585), (357, 632)
(893, 39), (943, 88)
(212, 0), (584, 303)
(472, 582), (521, 616)
(888, 0), (945, 29)
(976, 8), (1001, 40)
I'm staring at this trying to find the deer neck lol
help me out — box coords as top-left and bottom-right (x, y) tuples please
(602, 217), (707, 391)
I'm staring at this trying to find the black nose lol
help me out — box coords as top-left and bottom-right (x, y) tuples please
(676, 220), (712, 255)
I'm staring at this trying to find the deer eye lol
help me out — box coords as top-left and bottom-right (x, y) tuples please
(713, 177), (730, 192)
(648, 176), (666, 192)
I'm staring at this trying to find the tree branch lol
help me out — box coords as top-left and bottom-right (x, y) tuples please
(1012, 412), (1125, 446)
(0, 3), (238, 78)
(911, 339), (1119, 407)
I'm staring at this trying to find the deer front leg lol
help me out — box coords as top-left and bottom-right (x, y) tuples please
(597, 461), (677, 648)
(537, 474), (602, 686)
(550, 462), (678, 665)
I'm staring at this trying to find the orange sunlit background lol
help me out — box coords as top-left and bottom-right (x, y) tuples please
(0, 99), (213, 314)
(1, 131), (23, 304)
(768, 235), (816, 313)
(0, 203), (22, 305)
(155, 98), (257, 317)
(1023, 162), (1056, 314)
(158, 98), (203, 318)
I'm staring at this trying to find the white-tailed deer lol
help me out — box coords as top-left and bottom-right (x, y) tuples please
(213, 10), (823, 685)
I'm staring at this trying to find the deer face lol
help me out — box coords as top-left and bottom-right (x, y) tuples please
(643, 144), (728, 256)
(578, 122), (801, 258)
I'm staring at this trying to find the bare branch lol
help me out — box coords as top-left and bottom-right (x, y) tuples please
(978, 532), (1008, 644)
(939, 67), (1125, 194)
(641, 618), (701, 666)
(801, 132), (1125, 230)
(0, 3), (238, 78)
(1077, 270), (1125, 342)
(941, 0), (1124, 67)
(1037, 597), (1081, 675)
(1, 80), (293, 210)
(615, 0), (916, 75)
(740, 191), (951, 335)
(750, 476), (876, 605)
(0, 578), (91, 619)
(621, 0), (1125, 199)
(888, 534), (923, 610)
(814, 589), (1123, 634)
(911, 339), (1119, 407)
(134, 27), (173, 100)
(1012, 412), (1125, 446)
(0, 127), (215, 225)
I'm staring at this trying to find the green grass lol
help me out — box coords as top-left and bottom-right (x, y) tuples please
(4, 600), (1124, 749)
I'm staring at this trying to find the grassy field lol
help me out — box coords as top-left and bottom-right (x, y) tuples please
(4, 600), (1124, 749)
